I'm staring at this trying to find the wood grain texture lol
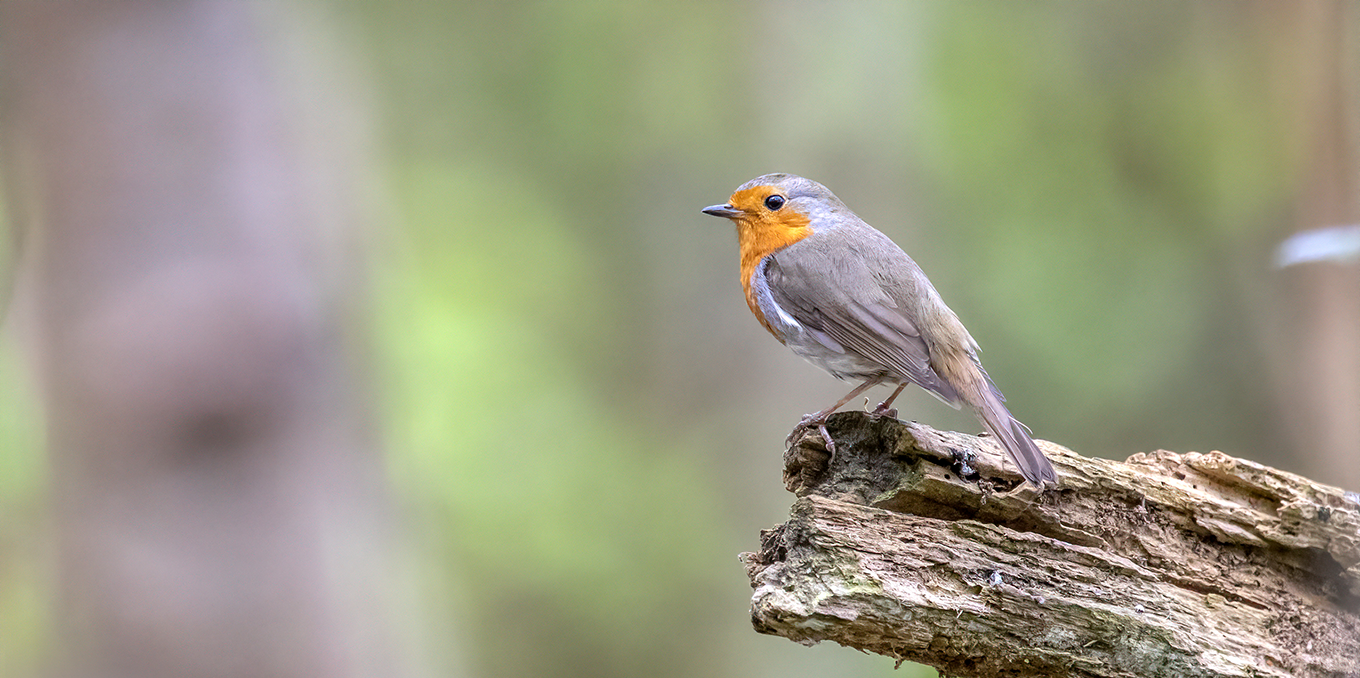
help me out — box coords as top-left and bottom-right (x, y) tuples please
(741, 412), (1360, 677)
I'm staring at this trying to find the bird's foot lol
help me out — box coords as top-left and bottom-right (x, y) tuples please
(786, 413), (837, 462)
(869, 401), (898, 419)
(868, 384), (906, 420)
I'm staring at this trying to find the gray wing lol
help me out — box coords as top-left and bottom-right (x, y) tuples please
(766, 238), (961, 407)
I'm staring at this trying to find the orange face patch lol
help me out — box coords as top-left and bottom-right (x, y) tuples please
(726, 185), (812, 340)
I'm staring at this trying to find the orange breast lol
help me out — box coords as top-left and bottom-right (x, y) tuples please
(733, 190), (812, 341)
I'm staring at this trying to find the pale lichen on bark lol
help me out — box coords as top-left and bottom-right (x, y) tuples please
(741, 412), (1360, 678)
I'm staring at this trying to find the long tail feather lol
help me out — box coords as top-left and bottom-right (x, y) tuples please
(974, 389), (1057, 485)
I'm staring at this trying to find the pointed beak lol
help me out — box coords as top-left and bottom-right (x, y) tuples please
(702, 203), (742, 219)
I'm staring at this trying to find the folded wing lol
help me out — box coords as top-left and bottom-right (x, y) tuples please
(765, 241), (961, 408)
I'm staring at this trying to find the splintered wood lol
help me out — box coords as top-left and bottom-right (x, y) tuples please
(741, 412), (1360, 678)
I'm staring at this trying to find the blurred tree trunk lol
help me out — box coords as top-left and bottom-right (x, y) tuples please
(2, 2), (401, 678)
(1273, 0), (1360, 489)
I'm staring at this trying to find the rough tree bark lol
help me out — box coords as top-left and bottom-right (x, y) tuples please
(741, 412), (1360, 678)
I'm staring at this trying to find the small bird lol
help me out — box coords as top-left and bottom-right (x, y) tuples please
(703, 173), (1057, 486)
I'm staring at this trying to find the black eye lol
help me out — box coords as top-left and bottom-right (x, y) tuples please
(764, 194), (786, 211)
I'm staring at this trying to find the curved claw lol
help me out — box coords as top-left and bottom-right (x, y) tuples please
(817, 422), (836, 459)
(783, 378), (886, 464)
(785, 413), (838, 461)
(784, 415), (815, 448)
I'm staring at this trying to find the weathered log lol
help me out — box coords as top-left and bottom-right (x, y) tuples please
(741, 412), (1360, 677)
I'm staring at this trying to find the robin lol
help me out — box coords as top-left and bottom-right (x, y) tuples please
(703, 173), (1058, 486)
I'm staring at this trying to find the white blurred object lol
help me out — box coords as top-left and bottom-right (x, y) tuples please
(1275, 224), (1360, 267)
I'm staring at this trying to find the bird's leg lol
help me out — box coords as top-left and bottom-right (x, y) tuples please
(786, 376), (884, 457)
(870, 383), (907, 419)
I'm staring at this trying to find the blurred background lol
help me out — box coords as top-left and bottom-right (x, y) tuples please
(1, 1), (1357, 677)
